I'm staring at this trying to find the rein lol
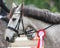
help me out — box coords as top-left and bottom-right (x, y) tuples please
(43, 24), (54, 30)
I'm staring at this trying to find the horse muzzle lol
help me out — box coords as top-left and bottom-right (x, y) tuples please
(6, 37), (15, 43)
(5, 33), (17, 43)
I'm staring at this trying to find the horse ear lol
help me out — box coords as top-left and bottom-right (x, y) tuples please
(12, 2), (17, 8)
(16, 4), (22, 10)
(15, 4), (22, 12)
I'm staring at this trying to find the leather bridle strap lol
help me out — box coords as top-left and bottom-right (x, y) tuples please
(7, 26), (18, 34)
(20, 3), (25, 33)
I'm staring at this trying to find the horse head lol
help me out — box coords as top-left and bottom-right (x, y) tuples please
(4, 3), (23, 42)
(4, 3), (37, 43)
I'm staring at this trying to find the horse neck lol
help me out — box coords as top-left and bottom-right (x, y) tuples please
(29, 18), (51, 30)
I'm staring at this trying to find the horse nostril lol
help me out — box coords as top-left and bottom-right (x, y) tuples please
(6, 37), (9, 41)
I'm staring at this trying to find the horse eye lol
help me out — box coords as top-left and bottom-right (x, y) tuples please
(12, 18), (16, 21)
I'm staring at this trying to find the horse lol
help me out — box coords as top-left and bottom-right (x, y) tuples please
(4, 3), (60, 48)
(4, 3), (38, 42)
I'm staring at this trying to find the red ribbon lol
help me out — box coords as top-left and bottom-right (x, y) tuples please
(37, 29), (46, 48)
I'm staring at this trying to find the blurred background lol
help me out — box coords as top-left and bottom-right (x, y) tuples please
(5, 0), (60, 12)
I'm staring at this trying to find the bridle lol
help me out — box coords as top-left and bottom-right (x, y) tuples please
(7, 4), (54, 37)
(7, 4), (26, 37)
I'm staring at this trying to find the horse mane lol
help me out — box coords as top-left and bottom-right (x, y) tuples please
(23, 6), (60, 24)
